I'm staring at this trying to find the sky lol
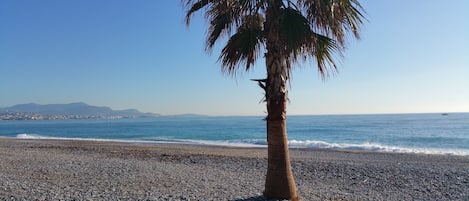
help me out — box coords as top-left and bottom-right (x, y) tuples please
(1, 0), (468, 116)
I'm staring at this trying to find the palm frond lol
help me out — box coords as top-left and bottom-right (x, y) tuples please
(203, 1), (264, 52)
(335, 0), (366, 39)
(184, 0), (365, 79)
(277, 7), (312, 58)
(219, 14), (264, 75)
(206, 11), (234, 52)
(297, 0), (365, 45)
(183, 0), (212, 25)
(305, 33), (343, 78)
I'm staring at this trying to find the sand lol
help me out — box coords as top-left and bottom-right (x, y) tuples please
(0, 138), (468, 200)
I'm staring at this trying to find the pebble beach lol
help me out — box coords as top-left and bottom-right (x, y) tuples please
(0, 138), (468, 200)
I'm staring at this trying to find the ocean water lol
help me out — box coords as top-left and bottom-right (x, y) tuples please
(0, 113), (468, 156)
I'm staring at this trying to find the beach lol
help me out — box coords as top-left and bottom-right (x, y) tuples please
(0, 138), (468, 200)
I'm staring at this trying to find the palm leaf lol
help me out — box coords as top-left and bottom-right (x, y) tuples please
(206, 11), (234, 52)
(219, 14), (264, 74)
(184, 0), (365, 78)
(183, 0), (212, 25)
(277, 7), (312, 58)
(306, 33), (342, 78)
(297, 0), (365, 45)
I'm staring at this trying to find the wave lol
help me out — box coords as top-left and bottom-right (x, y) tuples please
(16, 133), (123, 142)
(12, 134), (469, 156)
(17, 133), (54, 139)
(162, 139), (267, 148)
(288, 140), (469, 156)
(13, 134), (267, 148)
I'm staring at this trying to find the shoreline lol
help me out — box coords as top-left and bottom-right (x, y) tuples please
(1, 138), (468, 200)
(7, 135), (469, 156)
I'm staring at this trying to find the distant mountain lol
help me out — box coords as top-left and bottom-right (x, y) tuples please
(1, 102), (160, 118)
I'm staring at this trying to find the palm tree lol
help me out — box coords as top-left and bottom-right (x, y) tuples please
(183, 0), (365, 200)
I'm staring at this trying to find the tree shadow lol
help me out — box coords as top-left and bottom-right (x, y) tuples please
(232, 195), (287, 201)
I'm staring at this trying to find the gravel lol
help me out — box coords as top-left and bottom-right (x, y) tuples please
(0, 138), (468, 200)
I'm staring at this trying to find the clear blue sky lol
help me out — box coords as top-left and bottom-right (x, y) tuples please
(1, 0), (468, 116)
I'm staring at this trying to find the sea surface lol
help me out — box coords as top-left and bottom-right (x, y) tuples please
(1, 113), (468, 156)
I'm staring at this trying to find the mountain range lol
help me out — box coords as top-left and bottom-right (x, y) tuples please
(0, 102), (160, 118)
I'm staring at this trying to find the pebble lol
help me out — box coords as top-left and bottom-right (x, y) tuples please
(0, 139), (468, 200)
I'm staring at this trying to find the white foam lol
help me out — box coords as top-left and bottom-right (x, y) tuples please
(13, 134), (266, 148)
(13, 134), (469, 156)
(288, 140), (469, 156)
(15, 134), (137, 143)
(158, 139), (267, 148)
(17, 133), (51, 139)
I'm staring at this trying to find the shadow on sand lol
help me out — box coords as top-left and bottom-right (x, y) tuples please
(232, 195), (287, 201)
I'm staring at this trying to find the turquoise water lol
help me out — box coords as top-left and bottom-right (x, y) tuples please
(0, 113), (468, 155)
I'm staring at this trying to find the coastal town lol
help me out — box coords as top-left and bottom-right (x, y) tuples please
(0, 112), (131, 120)
(0, 103), (159, 120)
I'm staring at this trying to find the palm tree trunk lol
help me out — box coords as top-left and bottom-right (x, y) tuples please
(263, 54), (298, 201)
(263, 1), (298, 200)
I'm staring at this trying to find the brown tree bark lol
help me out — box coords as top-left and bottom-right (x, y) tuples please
(263, 1), (298, 200)
(263, 97), (298, 201)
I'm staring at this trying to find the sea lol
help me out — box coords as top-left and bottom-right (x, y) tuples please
(0, 113), (468, 156)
